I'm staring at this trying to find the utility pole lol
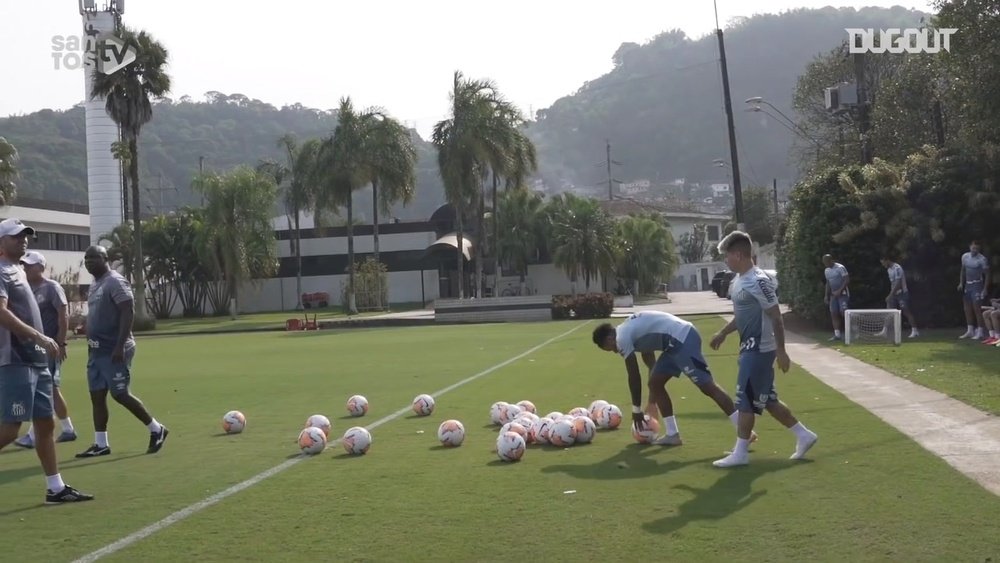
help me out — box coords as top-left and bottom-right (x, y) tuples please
(854, 52), (873, 164)
(605, 139), (622, 201)
(715, 5), (745, 231)
(772, 178), (779, 215)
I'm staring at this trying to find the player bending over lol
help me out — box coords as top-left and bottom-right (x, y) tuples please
(822, 254), (850, 341)
(593, 310), (757, 445)
(880, 254), (919, 338)
(710, 230), (817, 468)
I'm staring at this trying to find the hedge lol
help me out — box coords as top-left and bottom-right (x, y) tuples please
(551, 293), (614, 320)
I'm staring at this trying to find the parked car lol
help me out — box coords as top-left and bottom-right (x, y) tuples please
(711, 271), (736, 298)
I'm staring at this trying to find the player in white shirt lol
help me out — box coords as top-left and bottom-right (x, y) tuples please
(958, 240), (990, 340)
(822, 254), (850, 341)
(880, 254), (919, 338)
(709, 231), (817, 468)
(593, 310), (757, 446)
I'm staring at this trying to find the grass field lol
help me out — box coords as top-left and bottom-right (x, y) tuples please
(3, 318), (1000, 562)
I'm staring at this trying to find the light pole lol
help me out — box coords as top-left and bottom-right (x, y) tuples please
(745, 97), (822, 164)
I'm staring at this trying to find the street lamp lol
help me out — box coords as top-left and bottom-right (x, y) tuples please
(745, 98), (821, 164)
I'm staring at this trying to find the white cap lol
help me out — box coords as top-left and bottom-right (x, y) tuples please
(21, 250), (46, 267)
(0, 218), (35, 238)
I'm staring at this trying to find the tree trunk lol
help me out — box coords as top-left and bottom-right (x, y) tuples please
(492, 174), (500, 297)
(294, 206), (303, 310)
(347, 194), (358, 314)
(128, 136), (154, 330)
(475, 183), (484, 298)
(372, 179), (380, 264)
(456, 208), (465, 299)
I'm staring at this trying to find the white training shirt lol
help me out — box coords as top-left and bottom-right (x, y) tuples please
(614, 310), (693, 358)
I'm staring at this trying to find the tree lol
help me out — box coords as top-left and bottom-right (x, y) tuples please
(492, 130), (538, 294)
(726, 186), (776, 246)
(615, 215), (679, 294)
(367, 117), (417, 265)
(193, 167), (279, 317)
(90, 26), (172, 330)
(677, 224), (710, 263)
(546, 193), (617, 292)
(0, 136), (19, 205)
(496, 187), (545, 289)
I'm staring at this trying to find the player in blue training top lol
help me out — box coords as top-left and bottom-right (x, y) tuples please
(958, 240), (990, 340)
(593, 310), (757, 445)
(822, 254), (850, 341)
(709, 231), (817, 468)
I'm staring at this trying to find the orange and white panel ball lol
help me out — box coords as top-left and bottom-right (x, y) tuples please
(347, 395), (368, 417)
(496, 431), (526, 462)
(515, 400), (537, 414)
(342, 426), (372, 455)
(499, 403), (523, 425)
(530, 417), (555, 445)
(490, 402), (509, 426)
(568, 407), (590, 419)
(305, 414), (331, 437)
(222, 410), (246, 434)
(572, 416), (596, 444)
(588, 400), (609, 420)
(548, 418), (577, 447)
(632, 416), (661, 444)
(544, 411), (564, 422)
(598, 404), (623, 429)
(437, 420), (465, 447)
(298, 426), (327, 455)
(412, 394), (435, 416)
(500, 421), (528, 441)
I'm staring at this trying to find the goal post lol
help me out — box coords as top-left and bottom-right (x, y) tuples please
(844, 309), (902, 346)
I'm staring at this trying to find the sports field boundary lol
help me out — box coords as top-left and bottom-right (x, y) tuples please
(69, 321), (592, 563)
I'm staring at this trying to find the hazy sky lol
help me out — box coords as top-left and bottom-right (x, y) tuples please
(2, 0), (934, 137)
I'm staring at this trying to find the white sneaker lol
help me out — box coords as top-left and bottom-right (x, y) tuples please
(973, 329), (984, 340)
(960, 330), (973, 339)
(652, 434), (683, 446)
(14, 435), (34, 449)
(713, 453), (749, 467)
(909, 330), (919, 338)
(790, 432), (818, 460)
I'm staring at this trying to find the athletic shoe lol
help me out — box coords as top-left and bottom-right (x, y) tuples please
(713, 453), (749, 468)
(56, 431), (78, 443)
(45, 485), (95, 505)
(147, 426), (169, 454)
(790, 432), (818, 460)
(13, 435), (34, 449)
(828, 335), (841, 341)
(652, 434), (683, 446)
(959, 330), (973, 339)
(75, 444), (111, 458)
(981, 337), (998, 345)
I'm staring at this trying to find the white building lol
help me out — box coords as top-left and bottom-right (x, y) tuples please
(0, 198), (92, 290)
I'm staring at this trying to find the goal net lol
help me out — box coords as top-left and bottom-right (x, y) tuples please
(844, 309), (902, 346)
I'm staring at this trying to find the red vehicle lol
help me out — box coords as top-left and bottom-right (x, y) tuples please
(302, 292), (329, 309)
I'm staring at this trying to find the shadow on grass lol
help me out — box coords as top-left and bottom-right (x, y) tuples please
(540, 443), (717, 481)
(0, 502), (48, 517)
(0, 452), (147, 487)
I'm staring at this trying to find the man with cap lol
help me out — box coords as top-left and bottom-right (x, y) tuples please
(0, 218), (93, 503)
(14, 250), (78, 448)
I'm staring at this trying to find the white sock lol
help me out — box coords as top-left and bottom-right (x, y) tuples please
(728, 410), (740, 427)
(27, 425), (35, 441)
(96, 431), (109, 448)
(790, 422), (813, 439)
(664, 415), (679, 436)
(147, 419), (162, 434)
(992, 331), (998, 338)
(46, 473), (65, 492)
(60, 418), (74, 433)
(967, 325), (975, 334)
(733, 437), (750, 457)
(834, 329), (841, 337)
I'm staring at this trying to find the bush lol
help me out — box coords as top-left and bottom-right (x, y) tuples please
(341, 257), (389, 312)
(551, 292), (614, 320)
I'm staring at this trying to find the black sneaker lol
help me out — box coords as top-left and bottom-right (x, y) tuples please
(147, 426), (169, 454)
(75, 444), (111, 458)
(46, 485), (95, 505)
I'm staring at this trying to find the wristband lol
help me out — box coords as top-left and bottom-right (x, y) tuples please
(631, 405), (643, 414)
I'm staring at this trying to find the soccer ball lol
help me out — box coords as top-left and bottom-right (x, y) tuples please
(548, 418), (577, 447)
(490, 401), (510, 426)
(347, 395), (368, 417)
(222, 410), (246, 434)
(298, 426), (327, 455)
(412, 394), (435, 416)
(499, 403), (523, 425)
(588, 400), (609, 420)
(598, 404), (623, 429)
(305, 414), (331, 437)
(342, 426), (372, 455)
(437, 419), (465, 447)
(500, 421), (528, 441)
(514, 412), (539, 429)
(544, 411), (564, 422)
(632, 416), (661, 444)
(530, 417), (555, 444)
(516, 400), (537, 414)
(568, 407), (590, 419)
(571, 416), (596, 444)
(496, 431), (526, 462)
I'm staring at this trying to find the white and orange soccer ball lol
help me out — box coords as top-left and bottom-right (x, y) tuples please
(298, 426), (327, 454)
(568, 407), (590, 419)
(598, 404), (623, 429)
(499, 403), (523, 425)
(437, 420), (465, 447)
(530, 417), (555, 444)
(632, 416), (661, 444)
(412, 394), (435, 416)
(342, 426), (372, 455)
(544, 411), (564, 422)
(500, 421), (528, 441)
(490, 402), (510, 426)
(516, 400), (537, 414)
(305, 414), (331, 437)
(588, 400), (609, 420)
(514, 412), (539, 430)
(548, 418), (577, 447)
(347, 395), (369, 417)
(572, 416), (596, 444)
(496, 431), (526, 462)
(222, 410), (246, 434)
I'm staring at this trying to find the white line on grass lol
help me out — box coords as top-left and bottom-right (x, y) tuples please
(71, 321), (591, 563)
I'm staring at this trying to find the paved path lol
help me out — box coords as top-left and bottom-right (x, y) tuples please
(642, 291), (1000, 496)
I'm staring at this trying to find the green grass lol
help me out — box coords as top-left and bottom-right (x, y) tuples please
(808, 328), (1000, 415)
(144, 302), (425, 334)
(2, 319), (1000, 562)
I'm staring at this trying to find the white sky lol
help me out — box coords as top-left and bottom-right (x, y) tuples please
(1, 0), (934, 137)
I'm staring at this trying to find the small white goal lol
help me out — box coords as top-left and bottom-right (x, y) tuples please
(844, 309), (902, 345)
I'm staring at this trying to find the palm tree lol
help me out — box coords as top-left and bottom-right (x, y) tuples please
(433, 71), (520, 298)
(0, 136), (19, 205)
(367, 118), (417, 265)
(492, 130), (538, 295)
(547, 193), (617, 293)
(90, 27), (171, 330)
(615, 215), (679, 294)
(496, 187), (545, 291)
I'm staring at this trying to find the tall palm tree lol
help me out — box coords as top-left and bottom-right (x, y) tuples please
(496, 187), (545, 291)
(547, 193), (617, 293)
(0, 136), (19, 206)
(90, 27), (171, 329)
(615, 215), (679, 294)
(433, 71), (520, 298)
(492, 130), (538, 295)
(368, 118), (417, 265)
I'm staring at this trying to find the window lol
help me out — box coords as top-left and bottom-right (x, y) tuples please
(707, 225), (720, 241)
(29, 231), (88, 252)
